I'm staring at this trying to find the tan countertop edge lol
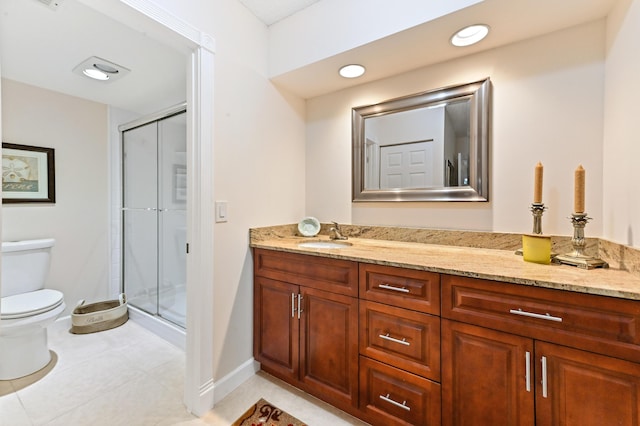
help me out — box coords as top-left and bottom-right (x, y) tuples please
(250, 233), (640, 301)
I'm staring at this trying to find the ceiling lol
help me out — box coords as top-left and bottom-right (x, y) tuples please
(237, 0), (320, 26)
(0, 0), (619, 112)
(0, 0), (187, 115)
(268, 0), (619, 98)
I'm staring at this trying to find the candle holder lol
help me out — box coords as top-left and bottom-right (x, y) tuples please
(530, 202), (546, 235)
(554, 213), (608, 269)
(515, 203), (547, 255)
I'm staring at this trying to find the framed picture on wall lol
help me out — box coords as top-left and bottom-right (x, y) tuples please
(2, 142), (56, 204)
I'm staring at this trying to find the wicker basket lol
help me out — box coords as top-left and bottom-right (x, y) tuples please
(70, 293), (128, 334)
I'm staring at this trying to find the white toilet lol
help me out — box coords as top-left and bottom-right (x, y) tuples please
(0, 238), (65, 380)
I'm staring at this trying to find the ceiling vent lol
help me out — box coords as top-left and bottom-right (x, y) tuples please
(36, 0), (64, 11)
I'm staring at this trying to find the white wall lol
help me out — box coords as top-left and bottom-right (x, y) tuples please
(306, 20), (606, 236)
(2, 78), (109, 313)
(268, 0), (482, 77)
(146, 0), (307, 380)
(603, 0), (640, 248)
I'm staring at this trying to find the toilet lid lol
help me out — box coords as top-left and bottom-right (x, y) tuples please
(1, 289), (64, 320)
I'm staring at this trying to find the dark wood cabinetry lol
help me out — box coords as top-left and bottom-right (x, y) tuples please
(359, 264), (442, 425)
(535, 341), (640, 426)
(299, 286), (359, 408)
(360, 300), (440, 381)
(253, 249), (359, 413)
(360, 357), (441, 426)
(442, 274), (640, 426)
(254, 276), (299, 381)
(253, 247), (640, 426)
(441, 319), (534, 426)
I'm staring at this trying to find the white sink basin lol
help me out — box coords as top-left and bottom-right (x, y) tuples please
(298, 240), (352, 249)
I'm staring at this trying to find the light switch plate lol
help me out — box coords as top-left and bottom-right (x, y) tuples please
(215, 201), (228, 223)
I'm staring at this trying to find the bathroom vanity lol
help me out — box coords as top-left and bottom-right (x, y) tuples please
(251, 228), (640, 425)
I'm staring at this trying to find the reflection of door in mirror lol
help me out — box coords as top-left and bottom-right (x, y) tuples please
(363, 101), (470, 190)
(364, 138), (379, 189)
(380, 140), (433, 189)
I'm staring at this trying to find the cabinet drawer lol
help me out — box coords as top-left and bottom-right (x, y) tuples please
(360, 300), (440, 381)
(360, 263), (440, 314)
(254, 248), (358, 296)
(442, 274), (640, 362)
(359, 357), (441, 426)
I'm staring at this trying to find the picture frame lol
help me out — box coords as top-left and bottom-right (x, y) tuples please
(2, 142), (56, 204)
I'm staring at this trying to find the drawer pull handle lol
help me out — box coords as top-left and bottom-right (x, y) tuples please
(541, 356), (548, 398)
(509, 308), (562, 322)
(525, 351), (531, 392)
(379, 333), (410, 346)
(378, 283), (410, 293)
(380, 394), (411, 411)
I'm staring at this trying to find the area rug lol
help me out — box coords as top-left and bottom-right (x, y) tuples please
(231, 398), (307, 426)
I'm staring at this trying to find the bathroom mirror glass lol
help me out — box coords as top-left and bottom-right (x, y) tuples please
(352, 78), (490, 202)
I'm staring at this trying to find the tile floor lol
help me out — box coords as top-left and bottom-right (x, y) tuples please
(0, 319), (369, 426)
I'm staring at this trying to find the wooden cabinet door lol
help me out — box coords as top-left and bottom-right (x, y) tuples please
(536, 341), (640, 426)
(299, 286), (359, 411)
(253, 276), (299, 382)
(360, 356), (441, 426)
(441, 320), (535, 426)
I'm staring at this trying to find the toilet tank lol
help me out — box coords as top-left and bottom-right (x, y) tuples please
(1, 239), (55, 298)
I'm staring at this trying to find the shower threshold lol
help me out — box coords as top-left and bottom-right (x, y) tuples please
(128, 306), (186, 351)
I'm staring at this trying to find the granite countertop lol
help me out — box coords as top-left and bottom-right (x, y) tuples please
(251, 234), (640, 301)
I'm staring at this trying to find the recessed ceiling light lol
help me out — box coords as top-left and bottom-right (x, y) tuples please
(339, 64), (365, 78)
(72, 56), (130, 83)
(82, 68), (110, 81)
(451, 24), (490, 47)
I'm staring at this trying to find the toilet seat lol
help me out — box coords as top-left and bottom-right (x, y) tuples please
(1, 289), (64, 320)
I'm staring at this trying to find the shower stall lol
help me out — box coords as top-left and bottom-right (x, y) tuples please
(120, 105), (187, 329)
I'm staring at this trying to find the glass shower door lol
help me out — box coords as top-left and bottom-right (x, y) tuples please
(123, 121), (159, 316)
(157, 112), (187, 327)
(122, 111), (187, 328)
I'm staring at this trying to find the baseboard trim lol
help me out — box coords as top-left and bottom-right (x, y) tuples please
(212, 358), (260, 405)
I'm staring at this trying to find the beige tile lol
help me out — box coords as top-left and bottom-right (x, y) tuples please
(199, 372), (369, 426)
(16, 350), (145, 424)
(148, 356), (186, 395)
(47, 321), (127, 373)
(171, 420), (210, 426)
(44, 374), (195, 426)
(114, 331), (183, 373)
(0, 392), (31, 426)
(5, 317), (364, 426)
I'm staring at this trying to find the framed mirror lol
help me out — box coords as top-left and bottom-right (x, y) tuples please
(352, 78), (490, 202)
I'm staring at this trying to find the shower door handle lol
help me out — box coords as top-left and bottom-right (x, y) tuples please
(121, 207), (158, 211)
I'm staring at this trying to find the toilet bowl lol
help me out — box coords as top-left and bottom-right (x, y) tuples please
(0, 239), (65, 380)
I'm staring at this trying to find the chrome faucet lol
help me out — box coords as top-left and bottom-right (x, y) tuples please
(329, 222), (348, 240)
